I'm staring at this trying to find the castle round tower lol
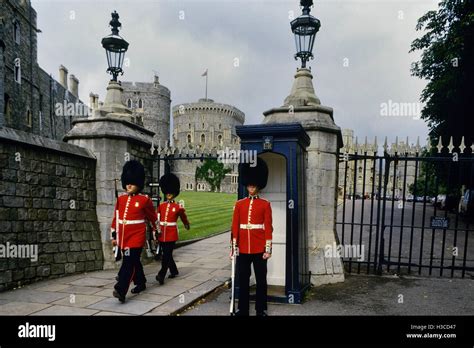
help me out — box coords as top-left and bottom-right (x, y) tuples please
(171, 98), (245, 193)
(121, 75), (170, 144)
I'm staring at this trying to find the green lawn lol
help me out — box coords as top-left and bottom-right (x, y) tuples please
(171, 191), (237, 241)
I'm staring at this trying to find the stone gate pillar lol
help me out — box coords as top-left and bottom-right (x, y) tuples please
(263, 67), (345, 286)
(64, 81), (155, 269)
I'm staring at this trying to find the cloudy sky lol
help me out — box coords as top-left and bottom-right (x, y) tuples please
(31, 0), (439, 148)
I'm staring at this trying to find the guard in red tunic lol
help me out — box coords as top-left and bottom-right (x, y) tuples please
(155, 173), (190, 285)
(231, 158), (272, 316)
(111, 160), (158, 302)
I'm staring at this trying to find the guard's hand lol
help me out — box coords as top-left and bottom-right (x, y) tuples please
(152, 230), (157, 241)
(263, 252), (271, 260)
(229, 246), (239, 259)
(184, 224), (190, 230)
(111, 239), (117, 246)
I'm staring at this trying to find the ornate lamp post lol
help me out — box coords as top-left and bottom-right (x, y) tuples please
(101, 11), (129, 81)
(291, 0), (320, 69)
(93, 11), (131, 117)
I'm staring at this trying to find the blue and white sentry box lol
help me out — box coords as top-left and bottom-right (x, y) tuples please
(235, 122), (311, 304)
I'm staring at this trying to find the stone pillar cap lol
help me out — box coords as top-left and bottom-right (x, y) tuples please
(284, 68), (321, 107)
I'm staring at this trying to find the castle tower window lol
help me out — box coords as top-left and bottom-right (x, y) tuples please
(138, 99), (144, 108)
(187, 134), (192, 143)
(201, 134), (206, 143)
(14, 21), (21, 44)
(188, 123), (191, 130)
(127, 98), (132, 108)
(202, 123), (205, 129)
(4, 94), (12, 123)
(26, 109), (32, 128)
(14, 58), (21, 84)
(218, 134), (222, 145)
(218, 124), (221, 130)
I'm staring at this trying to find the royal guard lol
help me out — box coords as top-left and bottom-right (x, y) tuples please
(231, 158), (273, 316)
(111, 160), (158, 303)
(156, 173), (190, 285)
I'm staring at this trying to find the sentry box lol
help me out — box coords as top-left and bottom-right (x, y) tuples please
(235, 122), (311, 304)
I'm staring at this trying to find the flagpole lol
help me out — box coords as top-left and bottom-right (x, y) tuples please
(205, 72), (208, 100)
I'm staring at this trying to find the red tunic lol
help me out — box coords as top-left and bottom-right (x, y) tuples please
(111, 193), (158, 249)
(231, 196), (273, 254)
(157, 200), (190, 242)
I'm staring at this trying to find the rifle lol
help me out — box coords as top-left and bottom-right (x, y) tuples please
(229, 239), (237, 315)
(113, 179), (122, 262)
(149, 183), (162, 259)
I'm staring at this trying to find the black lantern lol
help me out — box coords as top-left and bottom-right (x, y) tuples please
(101, 11), (129, 81)
(291, 0), (320, 68)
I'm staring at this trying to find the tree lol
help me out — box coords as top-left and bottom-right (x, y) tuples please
(195, 159), (231, 192)
(410, 0), (474, 149)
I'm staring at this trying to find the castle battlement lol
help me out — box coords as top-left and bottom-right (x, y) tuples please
(172, 99), (245, 124)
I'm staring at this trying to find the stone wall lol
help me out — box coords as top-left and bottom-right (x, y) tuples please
(0, 127), (103, 291)
(0, 0), (83, 141)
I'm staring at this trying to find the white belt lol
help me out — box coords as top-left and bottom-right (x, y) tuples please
(118, 219), (145, 225)
(240, 224), (264, 229)
(160, 222), (177, 226)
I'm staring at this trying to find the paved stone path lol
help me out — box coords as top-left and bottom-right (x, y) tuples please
(0, 233), (231, 316)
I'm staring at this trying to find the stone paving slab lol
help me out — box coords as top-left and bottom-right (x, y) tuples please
(57, 285), (105, 295)
(31, 305), (99, 316)
(0, 302), (51, 315)
(147, 285), (186, 297)
(69, 277), (116, 287)
(87, 298), (160, 315)
(36, 283), (72, 292)
(0, 233), (231, 316)
(128, 293), (173, 304)
(92, 289), (117, 297)
(93, 311), (131, 316)
(50, 294), (106, 308)
(0, 289), (69, 304)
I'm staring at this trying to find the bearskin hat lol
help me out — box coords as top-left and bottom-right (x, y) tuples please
(159, 173), (180, 197)
(240, 157), (268, 190)
(121, 160), (145, 191)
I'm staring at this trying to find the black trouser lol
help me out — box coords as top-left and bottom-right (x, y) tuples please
(238, 253), (267, 314)
(158, 241), (178, 277)
(115, 248), (146, 294)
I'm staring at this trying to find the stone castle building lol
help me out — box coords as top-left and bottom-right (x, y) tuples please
(0, 0), (83, 140)
(114, 77), (245, 193)
(339, 129), (378, 198)
(121, 75), (170, 144)
(171, 98), (244, 193)
(339, 129), (419, 199)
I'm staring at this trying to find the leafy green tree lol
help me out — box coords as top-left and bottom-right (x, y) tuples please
(410, 0), (474, 149)
(195, 159), (231, 192)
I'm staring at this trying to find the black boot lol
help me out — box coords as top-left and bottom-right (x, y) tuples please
(131, 284), (146, 294)
(112, 289), (126, 303)
(168, 272), (179, 279)
(155, 274), (165, 285)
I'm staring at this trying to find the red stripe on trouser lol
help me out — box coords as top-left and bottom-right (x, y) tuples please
(127, 266), (136, 292)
